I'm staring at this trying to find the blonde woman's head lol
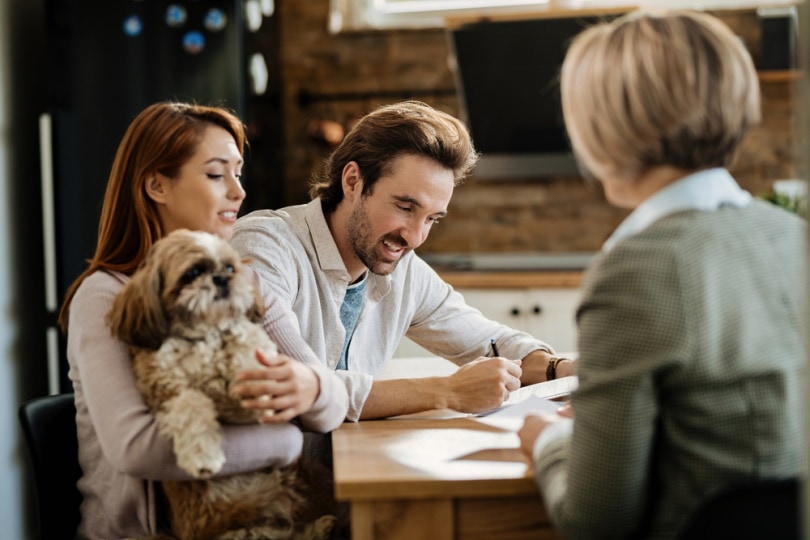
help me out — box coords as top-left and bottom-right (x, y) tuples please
(560, 10), (760, 183)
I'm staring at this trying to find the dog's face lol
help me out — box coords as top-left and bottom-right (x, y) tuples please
(108, 229), (265, 350)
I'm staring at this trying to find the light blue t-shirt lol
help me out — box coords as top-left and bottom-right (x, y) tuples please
(337, 274), (367, 370)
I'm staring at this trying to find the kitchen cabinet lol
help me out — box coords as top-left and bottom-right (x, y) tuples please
(394, 287), (583, 358)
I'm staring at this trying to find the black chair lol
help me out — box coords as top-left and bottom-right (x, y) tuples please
(678, 477), (801, 539)
(18, 393), (82, 540)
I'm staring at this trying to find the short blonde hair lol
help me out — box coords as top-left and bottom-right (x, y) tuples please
(560, 10), (760, 181)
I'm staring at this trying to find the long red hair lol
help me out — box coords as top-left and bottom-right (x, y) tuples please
(58, 101), (246, 331)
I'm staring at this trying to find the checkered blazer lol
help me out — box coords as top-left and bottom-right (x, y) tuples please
(535, 200), (806, 539)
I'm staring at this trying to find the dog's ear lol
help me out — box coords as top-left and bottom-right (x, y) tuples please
(107, 253), (170, 350)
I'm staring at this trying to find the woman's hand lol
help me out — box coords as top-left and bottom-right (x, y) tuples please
(518, 402), (572, 458)
(231, 350), (321, 423)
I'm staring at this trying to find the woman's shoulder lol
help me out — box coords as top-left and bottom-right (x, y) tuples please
(73, 270), (130, 304)
(67, 270), (131, 331)
(79, 269), (129, 289)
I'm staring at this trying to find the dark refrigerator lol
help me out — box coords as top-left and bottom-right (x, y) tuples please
(41, 0), (246, 393)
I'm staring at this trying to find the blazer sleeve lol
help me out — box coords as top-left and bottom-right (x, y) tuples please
(534, 243), (687, 538)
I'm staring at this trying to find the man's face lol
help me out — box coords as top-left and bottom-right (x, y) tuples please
(347, 154), (454, 275)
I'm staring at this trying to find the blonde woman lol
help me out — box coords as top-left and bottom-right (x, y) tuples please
(518, 10), (805, 539)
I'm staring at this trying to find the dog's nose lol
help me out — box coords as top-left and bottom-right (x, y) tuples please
(212, 274), (229, 288)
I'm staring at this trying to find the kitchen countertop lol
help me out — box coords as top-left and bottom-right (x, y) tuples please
(422, 252), (592, 289)
(438, 270), (583, 289)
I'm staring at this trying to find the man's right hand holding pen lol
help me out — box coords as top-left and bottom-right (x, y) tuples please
(432, 346), (575, 414)
(441, 353), (522, 413)
(363, 341), (575, 418)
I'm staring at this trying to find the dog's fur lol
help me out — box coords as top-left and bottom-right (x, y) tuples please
(108, 229), (335, 540)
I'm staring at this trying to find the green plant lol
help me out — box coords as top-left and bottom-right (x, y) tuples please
(759, 190), (806, 218)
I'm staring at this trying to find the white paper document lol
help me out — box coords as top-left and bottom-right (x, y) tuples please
(473, 376), (579, 431)
(502, 375), (579, 406)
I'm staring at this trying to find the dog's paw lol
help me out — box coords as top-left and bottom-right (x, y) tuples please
(176, 446), (226, 479)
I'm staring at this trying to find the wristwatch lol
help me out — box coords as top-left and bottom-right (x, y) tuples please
(545, 356), (567, 381)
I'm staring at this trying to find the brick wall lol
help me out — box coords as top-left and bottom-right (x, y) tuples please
(244, 1), (800, 254)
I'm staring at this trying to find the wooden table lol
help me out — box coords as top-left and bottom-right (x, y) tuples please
(332, 415), (561, 539)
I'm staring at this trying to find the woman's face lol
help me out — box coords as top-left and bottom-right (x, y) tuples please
(152, 125), (245, 240)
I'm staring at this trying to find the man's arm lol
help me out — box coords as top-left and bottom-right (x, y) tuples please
(358, 357), (522, 419)
(520, 349), (577, 385)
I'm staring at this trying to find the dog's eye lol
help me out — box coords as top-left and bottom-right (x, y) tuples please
(224, 264), (235, 274)
(182, 265), (205, 284)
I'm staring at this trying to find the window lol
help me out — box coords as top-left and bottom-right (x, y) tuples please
(328, 0), (551, 33)
(329, 0), (795, 33)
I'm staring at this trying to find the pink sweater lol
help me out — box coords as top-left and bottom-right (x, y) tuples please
(67, 270), (348, 539)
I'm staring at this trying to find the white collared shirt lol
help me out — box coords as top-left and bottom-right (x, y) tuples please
(232, 199), (554, 421)
(602, 168), (752, 253)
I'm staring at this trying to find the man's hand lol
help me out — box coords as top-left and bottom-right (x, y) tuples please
(443, 357), (522, 413)
(231, 350), (321, 423)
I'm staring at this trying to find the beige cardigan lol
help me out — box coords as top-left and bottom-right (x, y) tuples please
(68, 269), (348, 539)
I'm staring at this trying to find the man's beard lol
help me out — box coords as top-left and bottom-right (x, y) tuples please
(347, 199), (409, 276)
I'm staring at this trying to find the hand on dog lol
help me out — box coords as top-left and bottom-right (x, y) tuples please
(232, 350), (321, 423)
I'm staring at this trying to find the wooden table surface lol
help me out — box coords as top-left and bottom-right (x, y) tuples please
(333, 357), (561, 539)
(333, 416), (536, 500)
(333, 416), (559, 540)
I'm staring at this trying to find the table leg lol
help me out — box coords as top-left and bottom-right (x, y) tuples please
(350, 498), (454, 540)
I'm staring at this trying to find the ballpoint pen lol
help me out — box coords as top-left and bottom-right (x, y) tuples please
(489, 338), (500, 357)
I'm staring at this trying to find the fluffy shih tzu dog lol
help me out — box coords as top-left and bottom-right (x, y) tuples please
(107, 229), (335, 540)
